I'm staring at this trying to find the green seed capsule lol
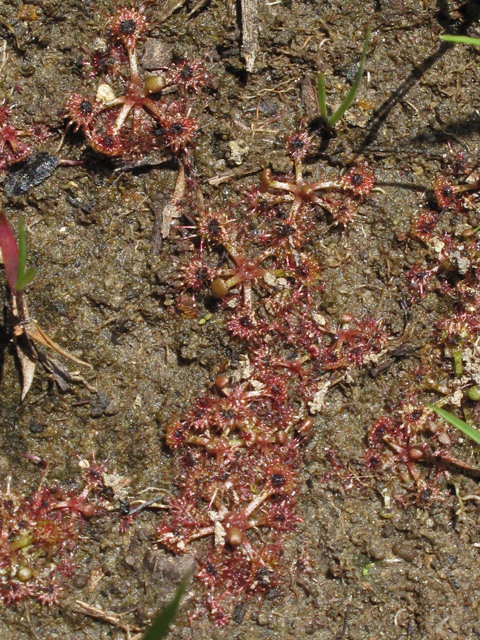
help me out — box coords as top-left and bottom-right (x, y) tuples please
(145, 75), (167, 94)
(452, 349), (463, 378)
(467, 385), (480, 401)
(17, 566), (33, 582)
(211, 277), (229, 298)
(226, 527), (243, 547)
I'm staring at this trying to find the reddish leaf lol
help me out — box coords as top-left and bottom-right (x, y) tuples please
(0, 212), (19, 292)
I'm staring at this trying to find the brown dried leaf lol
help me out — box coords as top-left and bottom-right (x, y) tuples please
(24, 320), (92, 369)
(16, 339), (37, 401)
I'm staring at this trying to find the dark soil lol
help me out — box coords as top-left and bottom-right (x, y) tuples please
(1, 0), (480, 638)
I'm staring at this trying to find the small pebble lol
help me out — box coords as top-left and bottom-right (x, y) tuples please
(142, 38), (173, 70)
(29, 420), (45, 434)
(392, 542), (417, 562)
(17, 566), (33, 582)
(215, 375), (229, 389)
(257, 613), (269, 626)
(232, 602), (246, 624)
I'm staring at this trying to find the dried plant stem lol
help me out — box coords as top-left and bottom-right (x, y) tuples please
(241, 0), (259, 72)
(74, 600), (141, 634)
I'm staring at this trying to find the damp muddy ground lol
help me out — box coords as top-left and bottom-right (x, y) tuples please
(1, 0), (480, 638)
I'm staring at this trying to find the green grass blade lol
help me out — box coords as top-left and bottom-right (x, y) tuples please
(16, 215), (27, 291)
(142, 576), (189, 640)
(440, 35), (480, 47)
(327, 29), (370, 127)
(427, 403), (480, 445)
(316, 72), (328, 120)
(16, 267), (36, 292)
(15, 216), (36, 291)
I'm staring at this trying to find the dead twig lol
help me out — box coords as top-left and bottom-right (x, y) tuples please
(0, 18), (21, 51)
(243, 79), (296, 99)
(37, 352), (97, 393)
(187, 0), (210, 17)
(10, 291), (92, 399)
(160, 161), (186, 239)
(207, 165), (261, 186)
(19, 319), (92, 368)
(157, 0), (188, 23)
(66, 195), (93, 215)
(0, 39), (7, 73)
(128, 493), (169, 515)
(149, 198), (165, 255)
(113, 155), (170, 172)
(74, 600), (141, 634)
(24, 602), (41, 640)
(240, 0), (259, 72)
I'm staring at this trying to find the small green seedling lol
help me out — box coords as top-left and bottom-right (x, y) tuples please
(141, 576), (189, 640)
(452, 348), (463, 378)
(317, 30), (370, 128)
(16, 216), (36, 292)
(427, 403), (480, 445)
(440, 35), (480, 47)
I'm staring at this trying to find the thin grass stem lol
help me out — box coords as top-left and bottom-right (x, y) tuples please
(440, 35), (480, 47)
(318, 29), (370, 128)
(427, 403), (480, 445)
(15, 216), (36, 292)
(142, 575), (189, 640)
(17, 216), (27, 286)
(317, 71), (328, 120)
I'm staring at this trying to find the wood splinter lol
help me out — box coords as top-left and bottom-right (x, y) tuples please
(240, 0), (259, 73)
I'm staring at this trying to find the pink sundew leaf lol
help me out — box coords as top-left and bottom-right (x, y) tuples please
(0, 212), (19, 292)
